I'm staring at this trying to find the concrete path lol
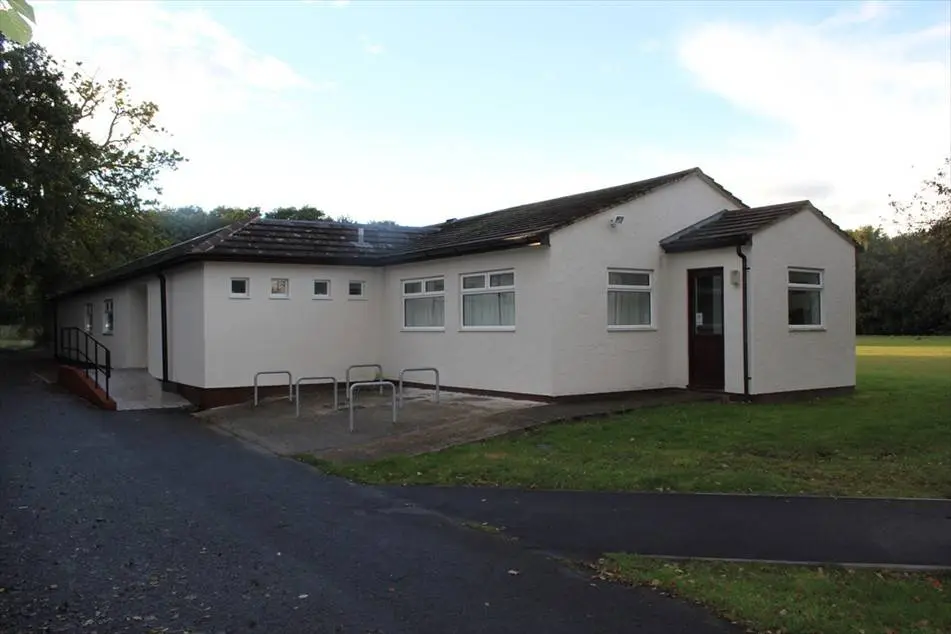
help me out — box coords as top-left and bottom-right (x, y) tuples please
(0, 350), (739, 634)
(383, 486), (951, 569)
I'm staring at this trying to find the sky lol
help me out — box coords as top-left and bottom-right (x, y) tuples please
(30, 0), (951, 229)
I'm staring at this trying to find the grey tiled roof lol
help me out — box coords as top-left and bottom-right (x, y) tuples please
(55, 167), (748, 297)
(659, 201), (856, 253)
(399, 167), (724, 255)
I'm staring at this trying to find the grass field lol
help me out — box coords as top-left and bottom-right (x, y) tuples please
(598, 555), (950, 634)
(319, 335), (951, 498)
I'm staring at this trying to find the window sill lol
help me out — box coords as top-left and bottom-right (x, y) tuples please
(608, 325), (656, 332)
(459, 327), (516, 332)
(312, 296), (332, 301)
(229, 295), (250, 300)
(789, 325), (826, 332)
(101, 332), (114, 337)
(401, 327), (446, 333)
(269, 296), (290, 300)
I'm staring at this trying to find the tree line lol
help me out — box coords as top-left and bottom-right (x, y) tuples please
(848, 160), (950, 336)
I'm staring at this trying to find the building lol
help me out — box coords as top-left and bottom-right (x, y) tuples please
(53, 167), (858, 408)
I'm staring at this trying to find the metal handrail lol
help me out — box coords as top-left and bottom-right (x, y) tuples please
(345, 364), (383, 398)
(348, 381), (396, 432)
(253, 371), (293, 406)
(56, 327), (112, 399)
(295, 376), (338, 417)
(397, 367), (440, 407)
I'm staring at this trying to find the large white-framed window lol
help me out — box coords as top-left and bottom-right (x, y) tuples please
(230, 277), (250, 299)
(348, 280), (366, 299)
(312, 279), (331, 299)
(270, 277), (290, 299)
(84, 303), (93, 333)
(788, 268), (823, 329)
(460, 270), (515, 329)
(607, 269), (653, 329)
(403, 277), (445, 330)
(102, 299), (114, 335)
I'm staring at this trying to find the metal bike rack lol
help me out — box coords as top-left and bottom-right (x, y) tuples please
(253, 370), (293, 406)
(295, 376), (338, 417)
(345, 364), (383, 399)
(348, 381), (397, 433)
(397, 367), (440, 407)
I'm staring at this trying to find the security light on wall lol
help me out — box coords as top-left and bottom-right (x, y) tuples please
(609, 214), (625, 228)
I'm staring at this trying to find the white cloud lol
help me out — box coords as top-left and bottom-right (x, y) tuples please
(32, 0), (317, 197)
(820, 0), (892, 28)
(359, 34), (384, 55)
(667, 8), (951, 229)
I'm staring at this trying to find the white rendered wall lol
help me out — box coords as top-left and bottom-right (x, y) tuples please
(56, 285), (136, 368)
(747, 211), (857, 394)
(548, 173), (744, 396)
(381, 247), (554, 396)
(201, 261), (383, 388)
(165, 264), (205, 387)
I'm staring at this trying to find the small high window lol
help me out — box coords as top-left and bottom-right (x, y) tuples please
(102, 299), (114, 335)
(348, 281), (366, 298)
(788, 268), (823, 328)
(270, 278), (290, 299)
(230, 278), (249, 298)
(312, 279), (331, 299)
(84, 303), (93, 332)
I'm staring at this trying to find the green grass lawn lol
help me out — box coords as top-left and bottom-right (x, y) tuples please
(598, 555), (950, 634)
(0, 339), (35, 351)
(319, 335), (951, 498)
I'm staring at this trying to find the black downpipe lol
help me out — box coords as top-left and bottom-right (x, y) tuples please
(52, 301), (59, 360)
(158, 273), (169, 384)
(736, 244), (750, 398)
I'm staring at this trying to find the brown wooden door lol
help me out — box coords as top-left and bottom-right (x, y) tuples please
(688, 268), (725, 390)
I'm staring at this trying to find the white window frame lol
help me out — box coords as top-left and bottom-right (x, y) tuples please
(229, 277), (250, 299)
(460, 269), (516, 331)
(348, 280), (367, 300)
(402, 276), (446, 331)
(84, 303), (93, 333)
(269, 277), (290, 299)
(607, 268), (654, 330)
(312, 279), (331, 300)
(787, 267), (824, 330)
(102, 299), (114, 336)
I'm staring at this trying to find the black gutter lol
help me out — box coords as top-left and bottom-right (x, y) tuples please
(158, 273), (169, 385)
(736, 244), (750, 399)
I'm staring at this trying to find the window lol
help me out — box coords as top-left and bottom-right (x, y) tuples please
(230, 278), (249, 298)
(788, 268), (823, 328)
(84, 303), (93, 332)
(270, 278), (290, 299)
(607, 269), (653, 328)
(312, 279), (331, 299)
(348, 281), (366, 298)
(461, 270), (515, 328)
(102, 299), (114, 335)
(403, 277), (445, 329)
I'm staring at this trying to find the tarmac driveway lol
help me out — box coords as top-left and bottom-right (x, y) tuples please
(0, 351), (737, 634)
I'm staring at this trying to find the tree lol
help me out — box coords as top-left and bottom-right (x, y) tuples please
(0, 39), (182, 327)
(0, 0), (34, 45)
(852, 159), (951, 335)
(267, 206), (327, 221)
